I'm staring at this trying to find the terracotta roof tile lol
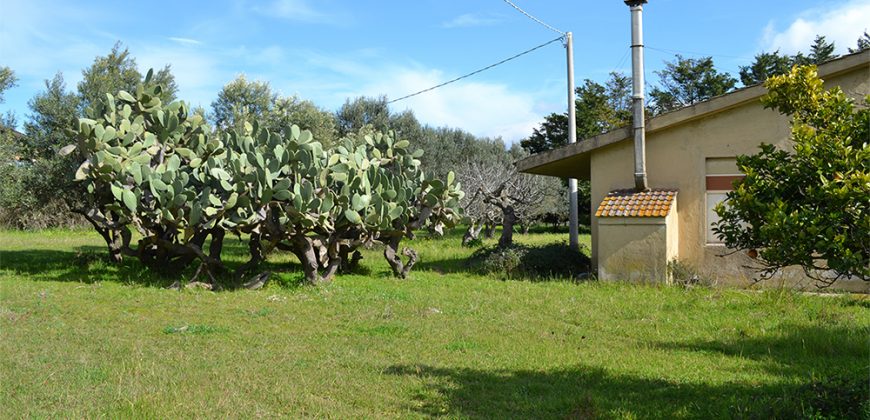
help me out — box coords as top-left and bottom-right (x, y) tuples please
(595, 189), (677, 218)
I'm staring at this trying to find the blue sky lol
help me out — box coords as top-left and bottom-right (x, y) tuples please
(2, 0), (868, 143)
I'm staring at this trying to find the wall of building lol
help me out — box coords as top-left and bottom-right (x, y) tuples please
(598, 209), (677, 282)
(589, 60), (869, 292)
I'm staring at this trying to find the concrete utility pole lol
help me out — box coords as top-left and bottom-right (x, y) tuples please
(565, 32), (579, 251)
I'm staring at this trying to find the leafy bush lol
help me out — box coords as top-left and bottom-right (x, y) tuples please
(0, 158), (86, 230)
(714, 65), (869, 285)
(667, 259), (712, 288)
(468, 242), (591, 280)
(462, 237), (483, 248)
(473, 246), (524, 278)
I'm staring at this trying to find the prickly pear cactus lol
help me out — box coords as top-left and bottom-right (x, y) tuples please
(64, 70), (226, 275)
(66, 72), (464, 284)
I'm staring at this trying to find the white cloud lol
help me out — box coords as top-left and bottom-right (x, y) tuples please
(0, 0), (542, 142)
(441, 13), (501, 29)
(252, 0), (340, 24)
(359, 67), (543, 143)
(168, 37), (202, 46)
(761, 0), (870, 54)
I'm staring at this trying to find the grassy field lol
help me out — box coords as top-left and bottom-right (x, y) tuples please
(1, 229), (868, 418)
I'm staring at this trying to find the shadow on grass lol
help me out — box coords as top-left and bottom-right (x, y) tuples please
(653, 323), (869, 379)
(1, 248), (172, 287)
(0, 242), (311, 289)
(387, 324), (868, 418)
(385, 364), (803, 419)
(414, 256), (473, 275)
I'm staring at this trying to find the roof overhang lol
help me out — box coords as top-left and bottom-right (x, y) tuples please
(516, 49), (870, 179)
(516, 127), (630, 179)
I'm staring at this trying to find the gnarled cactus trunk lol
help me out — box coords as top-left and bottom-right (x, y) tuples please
(234, 232), (263, 281)
(137, 228), (225, 282)
(73, 207), (132, 263)
(289, 234), (341, 285)
(383, 235), (417, 279)
(338, 247), (363, 273)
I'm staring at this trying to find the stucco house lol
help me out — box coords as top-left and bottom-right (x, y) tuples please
(517, 49), (869, 292)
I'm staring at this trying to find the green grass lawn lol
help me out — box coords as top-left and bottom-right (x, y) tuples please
(1, 229), (867, 418)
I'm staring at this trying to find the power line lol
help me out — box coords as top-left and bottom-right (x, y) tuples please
(646, 45), (754, 61)
(387, 36), (564, 104)
(502, 0), (565, 35)
(609, 47), (631, 75)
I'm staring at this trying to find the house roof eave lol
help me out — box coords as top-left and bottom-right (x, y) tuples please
(516, 49), (870, 178)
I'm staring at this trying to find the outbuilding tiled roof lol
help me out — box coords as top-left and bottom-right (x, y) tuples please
(595, 189), (677, 218)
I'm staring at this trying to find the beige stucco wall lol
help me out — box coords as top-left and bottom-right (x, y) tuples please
(598, 205), (678, 283)
(590, 58), (869, 292)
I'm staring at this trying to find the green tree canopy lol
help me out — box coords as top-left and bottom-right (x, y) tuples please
(23, 73), (81, 160)
(739, 33), (868, 86)
(521, 72), (632, 154)
(335, 95), (391, 137)
(212, 76), (337, 146)
(739, 51), (793, 86)
(847, 31), (870, 54)
(807, 35), (839, 64)
(211, 74), (275, 130)
(713, 65), (869, 285)
(0, 66), (17, 105)
(417, 126), (507, 181)
(0, 44), (179, 229)
(649, 55), (737, 114)
(77, 42), (177, 112)
(268, 95), (337, 147)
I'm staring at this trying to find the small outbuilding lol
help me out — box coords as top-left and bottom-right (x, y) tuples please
(517, 50), (869, 292)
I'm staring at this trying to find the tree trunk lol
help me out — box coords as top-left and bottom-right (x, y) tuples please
(234, 233), (263, 281)
(209, 228), (225, 263)
(383, 235), (417, 279)
(338, 246), (363, 273)
(137, 229), (224, 280)
(483, 222), (495, 239)
(498, 205), (517, 248)
(462, 221), (483, 246)
(290, 234), (340, 285)
(76, 208), (128, 263)
(482, 184), (518, 248)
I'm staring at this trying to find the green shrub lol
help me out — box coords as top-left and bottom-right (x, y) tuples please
(667, 259), (712, 288)
(468, 242), (591, 280)
(0, 160), (86, 229)
(462, 237), (483, 248)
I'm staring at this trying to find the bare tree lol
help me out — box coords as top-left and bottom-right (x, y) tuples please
(457, 160), (562, 247)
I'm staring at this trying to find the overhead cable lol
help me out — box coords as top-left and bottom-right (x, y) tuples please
(502, 0), (566, 35)
(609, 47), (631, 75)
(646, 45), (753, 61)
(387, 36), (564, 104)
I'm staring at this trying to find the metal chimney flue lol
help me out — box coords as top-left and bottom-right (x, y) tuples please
(625, 0), (648, 191)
